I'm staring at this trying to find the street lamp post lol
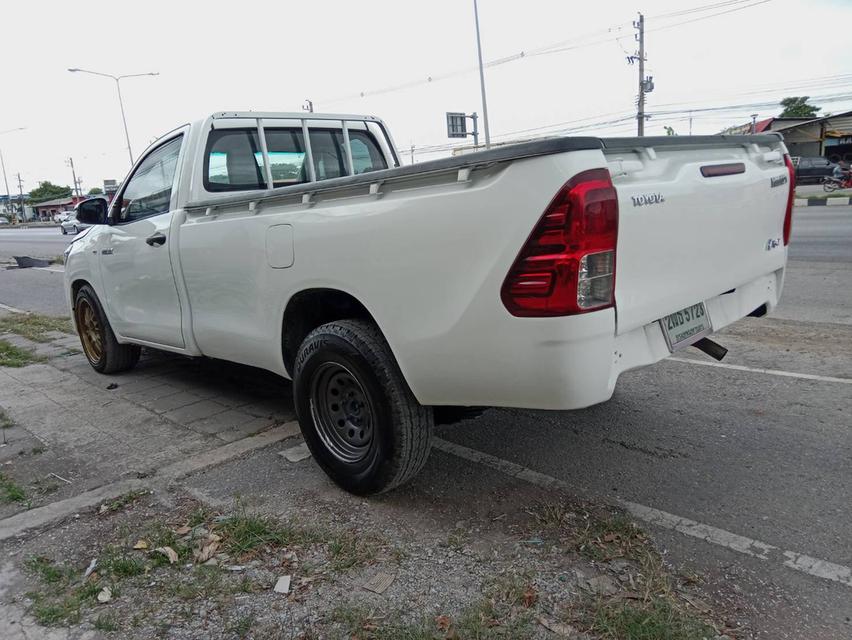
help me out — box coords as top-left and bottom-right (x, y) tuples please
(473, 0), (491, 149)
(68, 68), (159, 166)
(0, 127), (26, 221)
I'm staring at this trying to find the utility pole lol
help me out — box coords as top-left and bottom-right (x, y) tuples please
(16, 173), (25, 223)
(473, 0), (491, 148)
(0, 149), (10, 217)
(636, 13), (646, 136)
(410, 144), (415, 164)
(750, 113), (758, 133)
(689, 112), (693, 136)
(67, 157), (81, 197)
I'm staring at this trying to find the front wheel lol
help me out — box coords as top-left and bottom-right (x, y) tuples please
(74, 285), (141, 373)
(293, 319), (433, 495)
(823, 179), (838, 192)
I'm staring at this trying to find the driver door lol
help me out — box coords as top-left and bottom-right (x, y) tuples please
(98, 135), (185, 348)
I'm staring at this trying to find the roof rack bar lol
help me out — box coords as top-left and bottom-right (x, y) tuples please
(341, 120), (354, 176)
(302, 118), (316, 182)
(257, 119), (274, 190)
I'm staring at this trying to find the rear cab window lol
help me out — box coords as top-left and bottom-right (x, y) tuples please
(203, 120), (389, 193)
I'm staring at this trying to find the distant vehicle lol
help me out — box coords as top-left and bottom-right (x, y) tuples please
(60, 215), (88, 235)
(0, 216), (9, 225)
(54, 212), (73, 223)
(792, 156), (836, 184)
(65, 111), (794, 494)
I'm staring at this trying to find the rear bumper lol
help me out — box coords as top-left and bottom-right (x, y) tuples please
(409, 268), (782, 411)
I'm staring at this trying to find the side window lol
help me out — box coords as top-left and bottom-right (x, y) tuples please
(264, 129), (308, 187)
(116, 136), (182, 223)
(349, 131), (388, 174)
(204, 129), (266, 192)
(308, 130), (347, 181)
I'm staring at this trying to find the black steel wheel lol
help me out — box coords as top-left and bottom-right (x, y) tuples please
(293, 319), (433, 495)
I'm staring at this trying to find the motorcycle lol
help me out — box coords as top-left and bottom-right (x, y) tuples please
(821, 174), (852, 192)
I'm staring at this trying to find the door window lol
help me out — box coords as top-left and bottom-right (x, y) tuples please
(349, 131), (387, 174)
(116, 136), (183, 223)
(264, 129), (308, 186)
(204, 129), (266, 191)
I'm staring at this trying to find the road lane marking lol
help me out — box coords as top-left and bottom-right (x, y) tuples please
(668, 356), (852, 385)
(433, 437), (852, 589)
(0, 303), (27, 314)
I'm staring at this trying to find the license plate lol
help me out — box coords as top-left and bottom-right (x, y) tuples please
(659, 302), (711, 351)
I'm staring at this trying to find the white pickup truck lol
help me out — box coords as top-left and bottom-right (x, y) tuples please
(64, 111), (794, 494)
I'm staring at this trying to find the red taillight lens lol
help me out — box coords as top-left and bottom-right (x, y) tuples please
(501, 168), (619, 316)
(783, 154), (796, 246)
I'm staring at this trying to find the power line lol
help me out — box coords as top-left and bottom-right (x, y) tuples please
(319, 0), (772, 107)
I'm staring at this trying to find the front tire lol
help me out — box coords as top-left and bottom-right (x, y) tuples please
(293, 319), (433, 495)
(74, 285), (141, 373)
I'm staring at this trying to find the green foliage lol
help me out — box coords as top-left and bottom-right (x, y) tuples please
(592, 598), (715, 639)
(664, 126), (677, 136)
(779, 96), (820, 118)
(87, 187), (104, 195)
(0, 339), (42, 367)
(0, 313), (73, 343)
(0, 471), (29, 505)
(26, 181), (73, 204)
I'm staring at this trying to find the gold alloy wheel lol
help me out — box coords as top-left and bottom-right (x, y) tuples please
(76, 298), (104, 365)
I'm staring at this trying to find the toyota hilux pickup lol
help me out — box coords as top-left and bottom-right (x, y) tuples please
(64, 111), (795, 494)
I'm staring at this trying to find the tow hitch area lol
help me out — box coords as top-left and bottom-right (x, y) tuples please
(691, 337), (728, 361)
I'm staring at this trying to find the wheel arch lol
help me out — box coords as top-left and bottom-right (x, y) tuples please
(281, 288), (382, 377)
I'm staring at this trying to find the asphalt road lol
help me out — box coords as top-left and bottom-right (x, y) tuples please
(0, 207), (850, 637)
(0, 226), (73, 263)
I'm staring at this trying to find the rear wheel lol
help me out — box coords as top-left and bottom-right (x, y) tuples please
(293, 319), (433, 495)
(823, 178), (838, 192)
(60, 226), (67, 235)
(74, 285), (140, 373)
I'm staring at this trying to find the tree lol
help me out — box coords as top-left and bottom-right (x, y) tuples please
(87, 187), (104, 195)
(779, 96), (820, 118)
(27, 181), (72, 204)
(664, 126), (677, 136)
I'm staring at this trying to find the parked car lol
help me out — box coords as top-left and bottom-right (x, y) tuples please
(792, 156), (836, 184)
(64, 111), (794, 494)
(60, 215), (89, 235)
(0, 216), (9, 225)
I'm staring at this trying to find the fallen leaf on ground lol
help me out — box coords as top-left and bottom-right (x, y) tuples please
(537, 616), (579, 637)
(97, 587), (112, 603)
(435, 615), (452, 632)
(362, 571), (395, 594)
(603, 533), (619, 543)
(522, 586), (538, 608)
(133, 540), (148, 550)
(174, 525), (191, 535)
(195, 541), (220, 563)
(154, 546), (179, 564)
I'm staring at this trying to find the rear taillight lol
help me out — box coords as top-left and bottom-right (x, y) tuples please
(783, 154), (796, 246)
(501, 169), (618, 316)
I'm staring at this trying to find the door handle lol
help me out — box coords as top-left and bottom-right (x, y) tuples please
(146, 232), (167, 247)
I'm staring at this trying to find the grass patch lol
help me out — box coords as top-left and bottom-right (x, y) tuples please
(327, 531), (380, 572)
(26, 556), (72, 585)
(0, 313), (73, 343)
(0, 407), (13, 429)
(218, 511), (318, 556)
(0, 471), (29, 505)
(0, 339), (42, 367)
(99, 489), (148, 515)
(99, 546), (145, 578)
(94, 612), (119, 632)
(226, 614), (255, 638)
(589, 597), (715, 640)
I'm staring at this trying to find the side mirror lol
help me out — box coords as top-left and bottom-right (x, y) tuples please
(76, 197), (109, 225)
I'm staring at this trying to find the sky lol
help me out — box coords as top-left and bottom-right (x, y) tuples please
(1, 0), (851, 196)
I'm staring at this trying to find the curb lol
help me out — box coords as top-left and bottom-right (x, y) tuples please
(795, 197), (851, 207)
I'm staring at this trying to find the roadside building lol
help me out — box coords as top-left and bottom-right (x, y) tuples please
(725, 109), (852, 161)
(30, 196), (85, 221)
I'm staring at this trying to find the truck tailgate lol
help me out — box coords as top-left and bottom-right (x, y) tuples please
(603, 136), (791, 336)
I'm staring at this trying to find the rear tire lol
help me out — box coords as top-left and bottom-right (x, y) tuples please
(74, 285), (141, 374)
(60, 227), (67, 235)
(293, 319), (433, 495)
